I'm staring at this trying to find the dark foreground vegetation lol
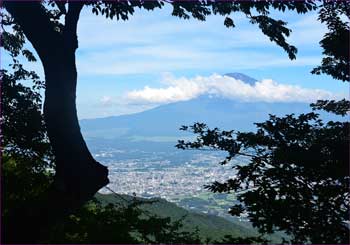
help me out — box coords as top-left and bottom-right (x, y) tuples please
(1, 0), (349, 244)
(178, 99), (349, 243)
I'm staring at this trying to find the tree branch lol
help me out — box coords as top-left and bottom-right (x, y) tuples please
(63, 2), (84, 51)
(3, 1), (61, 63)
(55, 0), (67, 15)
(183, 148), (256, 158)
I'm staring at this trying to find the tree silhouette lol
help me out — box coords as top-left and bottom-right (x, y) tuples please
(2, 0), (345, 242)
(1, 17), (204, 244)
(176, 2), (349, 242)
(311, 1), (349, 82)
(1, 17), (55, 242)
(177, 104), (349, 243)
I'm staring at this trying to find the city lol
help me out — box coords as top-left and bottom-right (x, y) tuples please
(93, 146), (247, 219)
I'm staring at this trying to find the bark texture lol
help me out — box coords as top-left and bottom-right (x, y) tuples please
(3, 2), (109, 242)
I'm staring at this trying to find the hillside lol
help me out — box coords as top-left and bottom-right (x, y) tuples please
(95, 192), (259, 241)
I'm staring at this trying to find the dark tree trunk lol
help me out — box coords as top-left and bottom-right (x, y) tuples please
(3, 1), (109, 242)
(43, 45), (109, 203)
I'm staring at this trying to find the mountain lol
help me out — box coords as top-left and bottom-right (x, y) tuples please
(223, 72), (257, 85)
(95, 193), (276, 242)
(81, 79), (302, 141)
(80, 73), (337, 142)
(81, 96), (310, 140)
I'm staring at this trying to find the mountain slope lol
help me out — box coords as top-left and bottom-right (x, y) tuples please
(80, 96), (312, 140)
(80, 72), (338, 141)
(224, 72), (257, 85)
(95, 193), (258, 241)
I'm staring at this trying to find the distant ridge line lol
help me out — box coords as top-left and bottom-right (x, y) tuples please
(223, 72), (257, 85)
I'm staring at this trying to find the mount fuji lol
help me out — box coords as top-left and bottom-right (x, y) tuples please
(80, 73), (333, 142)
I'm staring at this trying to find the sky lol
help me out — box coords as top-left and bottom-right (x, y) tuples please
(2, 5), (348, 119)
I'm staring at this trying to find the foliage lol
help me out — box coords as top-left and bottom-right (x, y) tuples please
(85, 0), (318, 60)
(214, 234), (270, 244)
(0, 8), (214, 244)
(2, 0), (348, 243)
(177, 101), (350, 243)
(43, 197), (202, 244)
(3, 1), (320, 61)
(311, 98), (350, 116)
(60, 0), (348, 76)
(1, 11), (54, 217)
(311, 1), (350, 82)
(47, 0), (347, 80)
(174, 3), (350, 242)
(1, 11), (48, 163)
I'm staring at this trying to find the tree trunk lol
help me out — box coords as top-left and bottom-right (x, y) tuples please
(43, 47), (109, 203)
(3, 2), (109, 242)
(4, 45), (110, 245)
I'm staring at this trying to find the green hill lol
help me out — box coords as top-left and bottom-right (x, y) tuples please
(95, 193), (257, 241)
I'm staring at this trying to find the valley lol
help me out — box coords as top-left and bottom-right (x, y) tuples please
(92, 144), (245, 221)
(81, 73), (342, 227)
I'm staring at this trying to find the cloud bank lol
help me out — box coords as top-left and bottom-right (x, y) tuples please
(126, 74), (340, 104)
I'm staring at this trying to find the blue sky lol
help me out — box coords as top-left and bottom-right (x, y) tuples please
(3, 5), (348, 119)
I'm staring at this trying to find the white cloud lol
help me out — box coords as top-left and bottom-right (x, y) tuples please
(126, 74), (340, 104)
(75, 8), (325, 76)
(100, 96), (114, 106)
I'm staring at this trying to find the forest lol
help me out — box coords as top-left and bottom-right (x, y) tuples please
(1, 1), (349, 244)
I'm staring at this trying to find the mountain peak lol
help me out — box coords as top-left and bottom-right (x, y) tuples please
(223, 72), (257, 85)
